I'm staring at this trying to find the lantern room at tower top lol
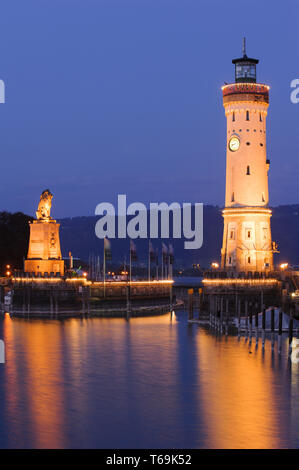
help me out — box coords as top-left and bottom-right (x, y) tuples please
(232, 38), (258, 83)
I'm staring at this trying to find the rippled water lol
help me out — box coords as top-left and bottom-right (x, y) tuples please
(0, 311), (299, 449)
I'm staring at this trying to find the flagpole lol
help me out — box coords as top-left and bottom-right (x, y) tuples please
(103, 240), (106, 297)
(129, 240), (132, 284)
(148, 240), (150, 282)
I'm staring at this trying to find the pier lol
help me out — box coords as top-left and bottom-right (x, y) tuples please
(0, 277), (175, 318)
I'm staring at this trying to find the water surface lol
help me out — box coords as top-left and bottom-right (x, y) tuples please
(0, 311), (298, 449)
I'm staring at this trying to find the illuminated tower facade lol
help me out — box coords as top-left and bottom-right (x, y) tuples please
(221, 41), (273, 272)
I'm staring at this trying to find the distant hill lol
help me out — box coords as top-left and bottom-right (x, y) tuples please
(1, 205), (298, 274)
(59, 205), (299, 269)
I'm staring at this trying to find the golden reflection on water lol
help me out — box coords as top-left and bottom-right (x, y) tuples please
(195, 330), (290, 449)
(1, 313), (296, 448)
(3, 315), (66, 448)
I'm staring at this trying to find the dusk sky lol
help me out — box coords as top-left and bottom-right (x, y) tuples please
(0, 0), (298, 217)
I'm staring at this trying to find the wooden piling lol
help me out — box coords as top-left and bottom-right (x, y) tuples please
(278, 308), (283, 354)
(289, 308), (294, 356)
(126, 284), (131, 317)
(271, 308), (275, 332)
(245, 300), (248, 337)
(262, 307), (266, 348)
(225, 298), (229, 335)
(271, 307), (275, 350)
(188, 289), (194, 320)
(249, 303), (253, 341)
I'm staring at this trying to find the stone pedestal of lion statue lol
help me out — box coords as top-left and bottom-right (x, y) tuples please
(24, 189), (65, 276)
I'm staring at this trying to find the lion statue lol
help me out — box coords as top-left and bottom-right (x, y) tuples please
(36, 189), (53, 220)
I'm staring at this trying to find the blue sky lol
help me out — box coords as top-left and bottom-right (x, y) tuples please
(0, 0), (298, 217)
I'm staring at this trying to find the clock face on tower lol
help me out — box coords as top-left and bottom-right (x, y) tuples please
(229, 136), (240, 152)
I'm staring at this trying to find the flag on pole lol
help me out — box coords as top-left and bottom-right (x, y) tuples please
(130, 239), (138, 261)
(149, 241), (155, 262)
(169, 244), (174, 265)
(104, 237), (112, 260)
(162, 242), (168, 263)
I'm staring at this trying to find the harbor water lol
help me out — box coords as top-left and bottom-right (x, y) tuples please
(0, 310), (298, 449)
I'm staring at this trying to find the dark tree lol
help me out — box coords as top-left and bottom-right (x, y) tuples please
(0, 212), (33, 275)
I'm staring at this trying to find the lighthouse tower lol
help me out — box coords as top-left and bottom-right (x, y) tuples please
(221, 40), (273, 272)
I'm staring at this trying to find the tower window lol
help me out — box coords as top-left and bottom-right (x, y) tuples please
(246, 110), (250, 121)
(259, 113), (262, 122)
(260, 143), (264, 147)
(232, 112), (235, 122)
(246, 229), (252, 240)
(230, 230), (235, 239)
(231, 192), (235, 202)
(246, 165), (250, 175)
(262, 193), (265, 202)
(248, 256), (251, 264)
(229, 256), (232, 264)
(246, 142), (250, 145)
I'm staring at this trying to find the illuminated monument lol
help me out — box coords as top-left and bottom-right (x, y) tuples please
(24, 189), (64, 275)
(221, 40), (273, 272)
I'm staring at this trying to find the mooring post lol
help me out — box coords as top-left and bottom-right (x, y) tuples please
(126, 284), (131, 317)
(288, 308), (294, 357)
(87, 287), (90, 316)
(220, 297), (224, 333)
(169, 284), (173, 311)
(271, 307), (275, 350)
(245, 300), (248, 338)
(188, 289), (194, 320)
(50, 288), (53, 317)
(27, 286), (30, 316)
(237, 298), (241, 337)
(254, 303), (259, 346)
(262, 307), (266, 349)
(278, 308), (283, 354)
(249, 303), (253, 343)
(225, 298), (229, 335)
(55, 291), (58, 316)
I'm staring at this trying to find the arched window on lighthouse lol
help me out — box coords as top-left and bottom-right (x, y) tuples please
(246, 110), (250, 121)
(232, 112), (235, 122)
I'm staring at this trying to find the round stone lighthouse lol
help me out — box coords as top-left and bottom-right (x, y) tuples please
(221, 40), (273, 272)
